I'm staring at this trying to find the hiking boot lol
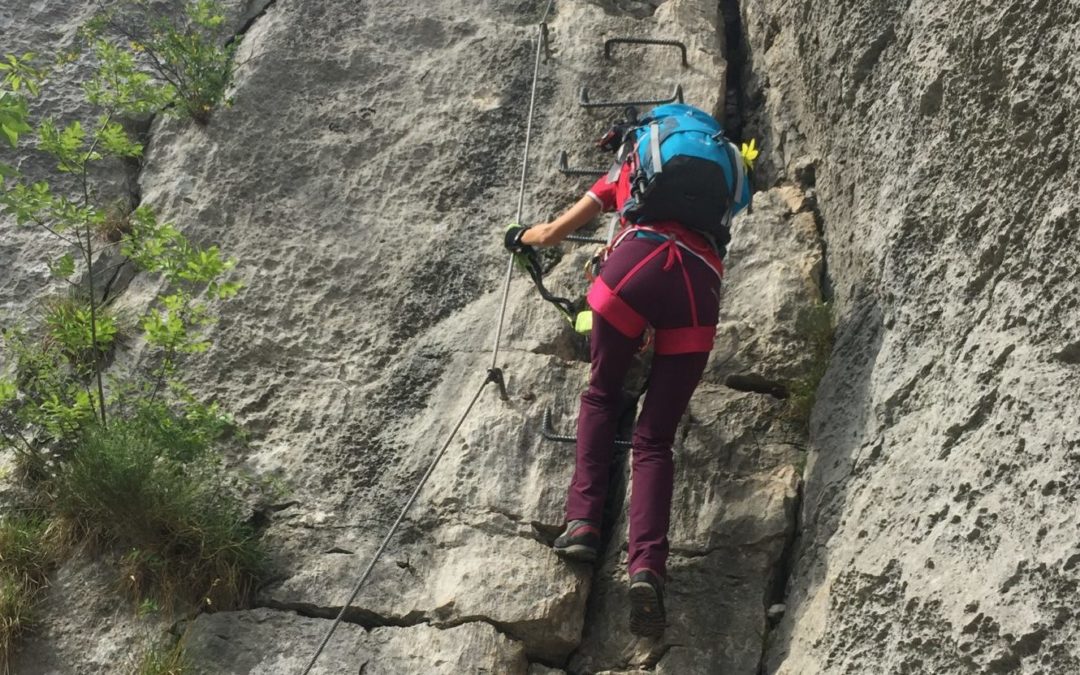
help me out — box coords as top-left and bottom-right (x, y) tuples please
(552, 520), (600, 562)
(628, 569), (666, 638)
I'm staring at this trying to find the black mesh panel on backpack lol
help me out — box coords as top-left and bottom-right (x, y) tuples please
(623, 155), (733, 255)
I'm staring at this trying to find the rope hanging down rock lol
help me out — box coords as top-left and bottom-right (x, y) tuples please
(300, 2), (555, 672)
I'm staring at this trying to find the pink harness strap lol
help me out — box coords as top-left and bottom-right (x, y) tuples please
(587, 277), (647, 338)
(612, 240), (672, 294)
(588, 237), (718, 354)
(654, 326), (717, 355)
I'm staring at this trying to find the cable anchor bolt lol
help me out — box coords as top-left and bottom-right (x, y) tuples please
(487, 367), (509, 401)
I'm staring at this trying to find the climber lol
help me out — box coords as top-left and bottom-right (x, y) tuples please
(504, 103), (753, 638)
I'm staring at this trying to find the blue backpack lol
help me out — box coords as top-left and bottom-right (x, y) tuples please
(617, 103), (750, 255)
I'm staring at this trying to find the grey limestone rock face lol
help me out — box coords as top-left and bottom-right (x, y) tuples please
(134, 0), (815, 671)
(737, 0), (1080, 672)
(709, 186), (826, 388)
(3, 0), (825, 672)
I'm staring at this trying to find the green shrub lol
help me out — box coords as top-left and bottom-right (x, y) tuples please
(84, 0), (238, 124)
(0, 5), (259, 664)
(50, 408), (265, 612)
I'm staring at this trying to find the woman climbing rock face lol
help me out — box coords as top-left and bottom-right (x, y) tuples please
(504, 103), (753, 638)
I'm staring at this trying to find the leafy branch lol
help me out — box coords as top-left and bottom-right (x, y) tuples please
(85, 0), (238, 124)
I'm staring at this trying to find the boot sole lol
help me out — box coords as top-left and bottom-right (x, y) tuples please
(553, 544), (598, 562)
(629, 582), (666, 638)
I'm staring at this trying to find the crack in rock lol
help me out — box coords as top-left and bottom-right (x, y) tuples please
(254, 598), (542, 656)
(229, 0), (282, 46)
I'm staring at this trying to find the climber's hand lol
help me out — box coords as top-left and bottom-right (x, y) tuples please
(504, 224), (542, 277)
(504, 224), (532, 254)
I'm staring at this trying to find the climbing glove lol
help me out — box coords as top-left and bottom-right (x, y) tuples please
(504, 224), (531, 254)
(504, 223), (544, 278)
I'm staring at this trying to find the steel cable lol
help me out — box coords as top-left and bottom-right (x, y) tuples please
(490, 0), (555, 370)
(300, 2), (556, 671)
(300, 375), (493, 674)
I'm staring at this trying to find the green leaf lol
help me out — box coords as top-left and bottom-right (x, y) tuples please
(49, 253), (75, 279)
(0, 379), (17, 404)
(59, 120), (85, 154)
(0, 114), (32, 135)
(0, 121), (17, 147)
(96, 119), (143, 157)
(214, 281), (242, 300)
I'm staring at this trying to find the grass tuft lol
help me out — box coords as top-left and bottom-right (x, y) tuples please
(0, 514), (58, 673)
(130, 636), (192, 675)
(786, 301), (835, 430)
(0, 574), (37, 674)
(50, 405), (266, 613)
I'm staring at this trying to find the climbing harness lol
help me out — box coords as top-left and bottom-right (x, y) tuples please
(300, 2), (554, 672)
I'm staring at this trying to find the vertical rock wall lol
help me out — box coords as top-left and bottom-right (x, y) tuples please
(739, 0), (1080, 672)
(4, 0), (830, 672)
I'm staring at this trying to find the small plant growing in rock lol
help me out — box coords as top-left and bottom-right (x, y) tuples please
(131, 635), (192, 675)
(786, 301), (835, 431)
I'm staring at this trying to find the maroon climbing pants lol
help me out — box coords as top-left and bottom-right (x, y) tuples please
(565, 236), (720, 580)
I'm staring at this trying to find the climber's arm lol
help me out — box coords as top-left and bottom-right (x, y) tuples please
(520, 194), (603, 247)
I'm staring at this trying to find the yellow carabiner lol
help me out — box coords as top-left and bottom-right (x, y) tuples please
(574, 310), (593, 334)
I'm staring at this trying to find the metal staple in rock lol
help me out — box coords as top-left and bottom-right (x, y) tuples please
(300, 2), (556, 672)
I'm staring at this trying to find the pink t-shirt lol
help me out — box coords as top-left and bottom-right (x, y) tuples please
(586, 167), (725, 277)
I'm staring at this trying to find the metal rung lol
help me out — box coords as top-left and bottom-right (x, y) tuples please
(542, 408), (632, 447)
(579, 84), (683, 110)
(558, 151), (607, 177)
(605, 37), (688, 67)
